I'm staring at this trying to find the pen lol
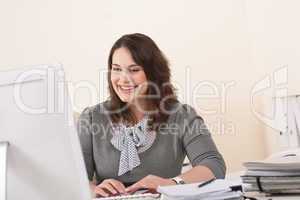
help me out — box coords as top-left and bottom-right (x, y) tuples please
(198, 178), (216, 188)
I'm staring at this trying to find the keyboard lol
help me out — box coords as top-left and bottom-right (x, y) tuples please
(94, 193), (161, 200)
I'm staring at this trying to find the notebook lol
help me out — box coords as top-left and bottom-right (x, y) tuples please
(157, 179), (243, 200)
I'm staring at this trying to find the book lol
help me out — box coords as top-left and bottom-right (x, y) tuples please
(242, 155), (300, 194)
(157, 179), (243, 200)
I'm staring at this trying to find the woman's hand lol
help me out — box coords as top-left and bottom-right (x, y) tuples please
(125, 175), (176, 194)
(94, 179), (127, 197)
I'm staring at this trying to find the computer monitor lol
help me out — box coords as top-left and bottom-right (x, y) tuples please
(0, 65), (92, 200)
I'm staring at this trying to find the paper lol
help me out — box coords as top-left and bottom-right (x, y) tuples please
(157, 179), (241, 198)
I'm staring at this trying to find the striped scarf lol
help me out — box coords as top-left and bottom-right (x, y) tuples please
(110, 116), (156, 176)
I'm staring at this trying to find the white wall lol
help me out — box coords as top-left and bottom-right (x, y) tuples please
(1, 0), (299, 172)
(245, 0), (300, 155)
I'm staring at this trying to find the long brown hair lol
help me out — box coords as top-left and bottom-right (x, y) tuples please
(107, 33), (178, 130)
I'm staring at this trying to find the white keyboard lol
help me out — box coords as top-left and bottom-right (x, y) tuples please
(94, 193), (161, 200)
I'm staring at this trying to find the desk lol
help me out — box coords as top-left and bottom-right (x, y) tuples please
(245, 192), (300, 200)
(93, 192), (300, 200)
(94, 193), (300, 200)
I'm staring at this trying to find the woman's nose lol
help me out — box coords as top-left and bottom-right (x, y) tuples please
(118, 71), (132, 84)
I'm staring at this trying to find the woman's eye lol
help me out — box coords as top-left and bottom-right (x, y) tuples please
(129, 68), (140, 73)
(112, 67), (121, 72)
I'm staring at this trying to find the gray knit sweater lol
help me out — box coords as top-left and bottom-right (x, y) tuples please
(77, 101), (226, 186)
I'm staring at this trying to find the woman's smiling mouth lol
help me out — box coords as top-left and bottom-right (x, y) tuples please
(118, 85), (138, 94)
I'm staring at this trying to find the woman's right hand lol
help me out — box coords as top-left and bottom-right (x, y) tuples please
(94, 179), (127, 197)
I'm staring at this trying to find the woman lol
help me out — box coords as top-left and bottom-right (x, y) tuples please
(78, 33), (226, 197)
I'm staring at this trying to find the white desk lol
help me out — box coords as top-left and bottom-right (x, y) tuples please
(93, 194), (300, 200)
(245, 192), (300, 200)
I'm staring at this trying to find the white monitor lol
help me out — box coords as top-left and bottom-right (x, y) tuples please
(0, 65), (91, 200)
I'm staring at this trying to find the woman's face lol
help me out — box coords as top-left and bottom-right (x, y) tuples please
(110, 47), (148, 104)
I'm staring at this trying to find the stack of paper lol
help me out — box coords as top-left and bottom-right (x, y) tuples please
(242, 155), (300, 194)
(157, 179), (243, 200)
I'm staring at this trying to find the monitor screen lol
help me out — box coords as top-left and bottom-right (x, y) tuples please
(0, 65), (91, 200)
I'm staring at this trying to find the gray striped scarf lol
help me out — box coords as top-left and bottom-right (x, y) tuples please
(110, 116), (156, 176)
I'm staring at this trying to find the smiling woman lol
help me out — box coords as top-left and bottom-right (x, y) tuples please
(107, 33), (178, 128)
(110, 47), (148, 106)
(77, 33), (226, 198)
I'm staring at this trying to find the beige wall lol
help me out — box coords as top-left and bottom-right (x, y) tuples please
(1, 0), (300, 173)
(245, 0), (300, 156)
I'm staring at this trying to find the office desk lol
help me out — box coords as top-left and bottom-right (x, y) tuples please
(245, 192), (300, 200)
(94, 192), (300, 200)
(93, 194), (300, 200)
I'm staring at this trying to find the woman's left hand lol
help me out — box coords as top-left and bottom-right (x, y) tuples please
(125, 175), (176, 194)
